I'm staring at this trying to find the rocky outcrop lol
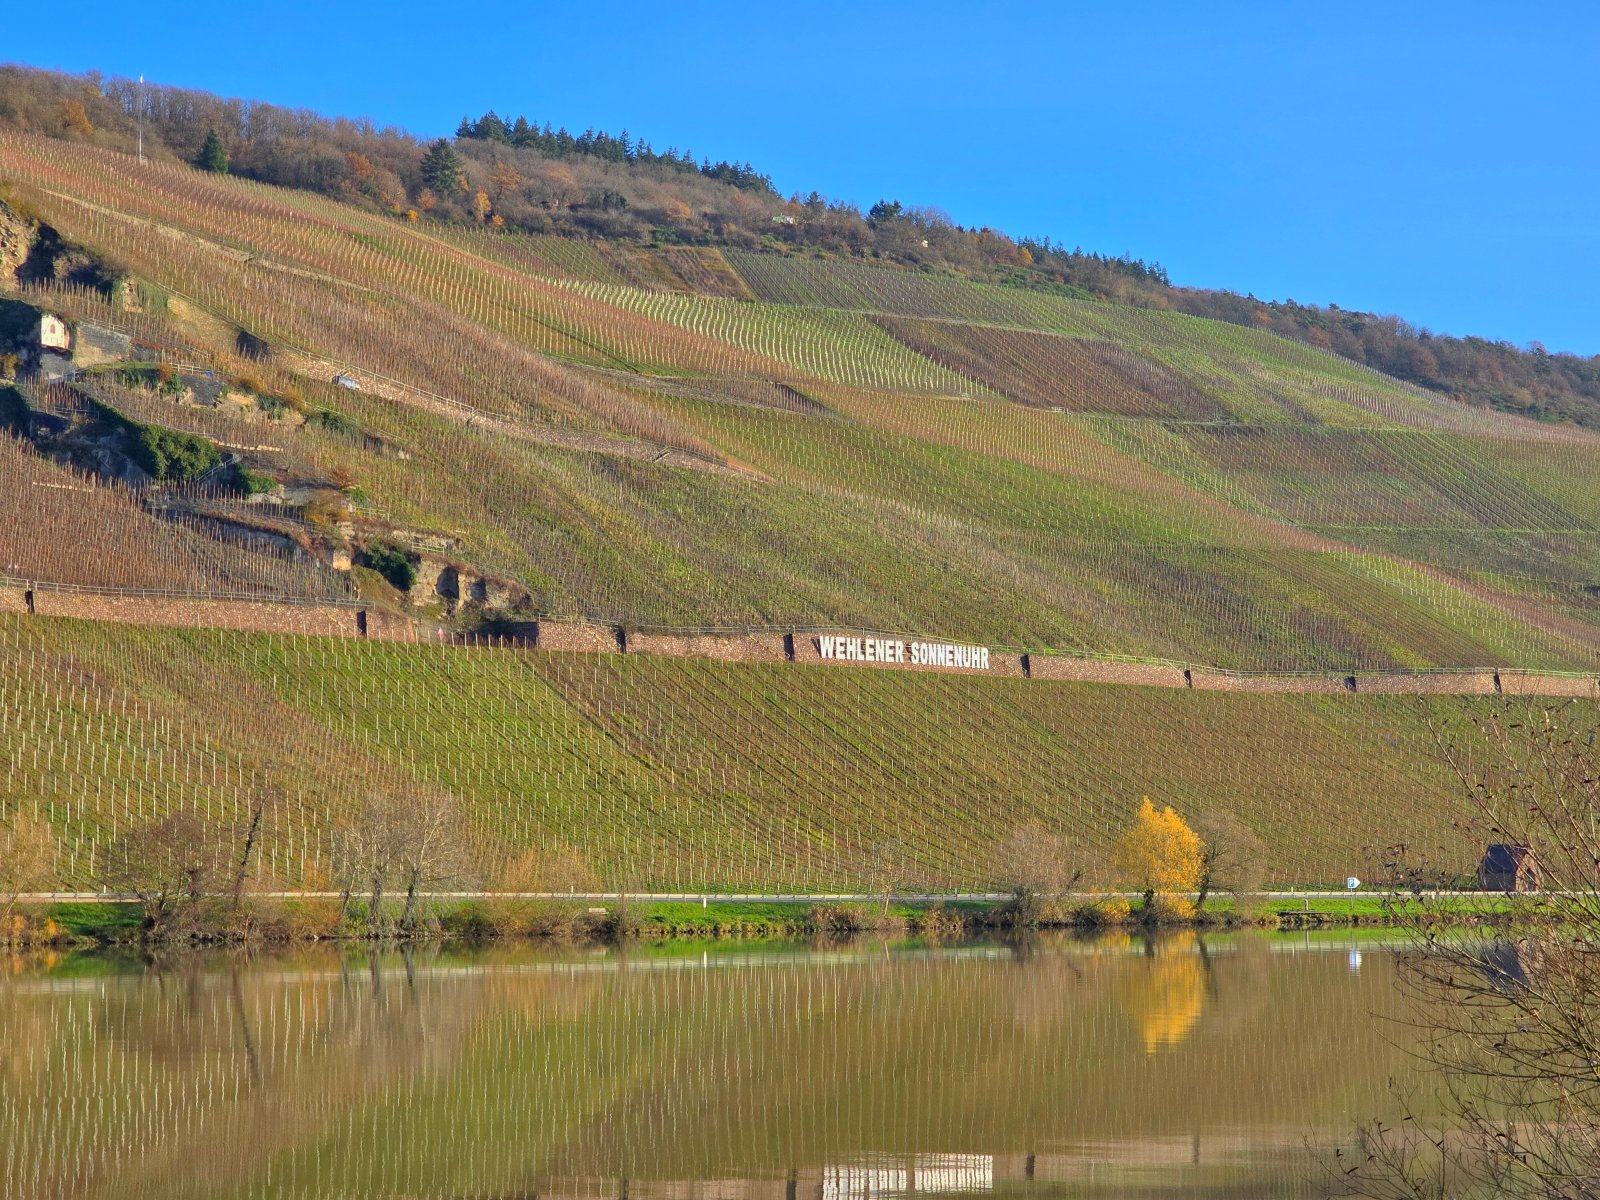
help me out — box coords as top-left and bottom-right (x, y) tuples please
(0, 199), (34, 288)
(403, 555), (528, 616)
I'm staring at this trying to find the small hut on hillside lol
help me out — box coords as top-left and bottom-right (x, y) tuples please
(37, 313), (69, 351)
(1478, 843), (1540, 893)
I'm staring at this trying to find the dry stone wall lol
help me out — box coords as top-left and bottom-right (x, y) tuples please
(31, 591), (358, 637)
(359, 609), (418, 642)
(536, 620), (622, 654)
(7, 585), (1598, 697)
(625, 630), (789, 663)
(1498, 672), (1600, 699)
(1027, 657), (1189, 688)
(1188, 670), (1355, 694)
(1354, 671), (1500, 696)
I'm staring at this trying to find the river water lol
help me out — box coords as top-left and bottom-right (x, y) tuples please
(0, 931), (1432, 1199)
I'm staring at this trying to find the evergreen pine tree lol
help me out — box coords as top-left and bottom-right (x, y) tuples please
(420, 139), (466, 196)
(479, 111), (509, 142)
(196, 130), (229, 174)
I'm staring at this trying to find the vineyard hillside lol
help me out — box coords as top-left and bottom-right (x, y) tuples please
(0, 134), (1596, 673)
(0, 616), (1496, 892)
(0, 130), (1597, 896)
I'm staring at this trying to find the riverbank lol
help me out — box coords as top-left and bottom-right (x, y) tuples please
(0, 891), (1525, 949)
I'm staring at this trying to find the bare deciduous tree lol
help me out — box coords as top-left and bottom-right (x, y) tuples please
(394, 789), (472, 931)
(230, 784), (283, 915)
(992, 822), (1080, 925)
(328, 788), (471, 934)
(103, 813), (228, 938)
(1192, 809), (1266, 914)
(1339, 699), (1600, 1199)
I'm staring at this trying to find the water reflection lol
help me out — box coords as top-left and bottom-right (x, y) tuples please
(0, 933), (1424, 1199)
(1115, 934), (1211, 1053)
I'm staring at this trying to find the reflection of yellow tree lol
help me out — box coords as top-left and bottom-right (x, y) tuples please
(1120, 939), (1208, 1054)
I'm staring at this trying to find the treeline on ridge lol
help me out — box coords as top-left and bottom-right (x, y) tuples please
(1, 64), (1596, 428)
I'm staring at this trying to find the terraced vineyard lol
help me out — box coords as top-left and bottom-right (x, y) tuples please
(2, 125), (1600, 891)
(0, 616), (1489, 892)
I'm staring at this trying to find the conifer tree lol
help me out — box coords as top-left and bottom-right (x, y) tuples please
(196, 130), (228, 174)
(420, 139), (466, 197)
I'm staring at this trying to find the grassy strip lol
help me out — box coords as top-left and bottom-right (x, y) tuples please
(4, 892), (1523, 948)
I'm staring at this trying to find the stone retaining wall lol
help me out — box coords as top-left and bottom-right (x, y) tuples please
(624, 630), (789, 663)
(1353, 671), (1500, 696)
(360, 609), (418, 642)
(31, 592), (357, 637)
(987, 653), (1028, 679)
(1188, 670), (1355, 694)
(6, 590), (1592, 698)
(1498, 672), (1600, 699)
(536, 620), (621, 654)
(1026, 657), (1189, 688)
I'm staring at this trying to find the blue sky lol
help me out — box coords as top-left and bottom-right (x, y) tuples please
(11, 2), (1598, 353)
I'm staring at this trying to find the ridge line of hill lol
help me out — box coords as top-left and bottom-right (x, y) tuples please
(5, 65), (1595, 425)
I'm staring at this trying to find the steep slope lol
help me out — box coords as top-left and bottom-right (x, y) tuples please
(0, 616), (1485, 891)
(0, 132), (1595, 673)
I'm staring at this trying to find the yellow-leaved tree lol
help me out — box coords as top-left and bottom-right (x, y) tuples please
(1114, 797), (1202, 920)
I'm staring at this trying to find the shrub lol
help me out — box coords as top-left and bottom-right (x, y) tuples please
(1142, 893), (1193, 925)
(524, 905), (581, 942)
(2, 913), (68, 946)
(805, 902), (865, 934)
(308, 409), (359, 438)
(303, 489), (350, 530)
(358, 541), (418, 592)
(907, 903), (966, 937)
(804, 902), (904, 934)
(1072, 896), (1133, 927)
(231, 465), (276, 495)
(588, 904), (640, 942)
(272, 898), (343, 941)
(440, 902), (496, 942)
(127, 422), (220, 483)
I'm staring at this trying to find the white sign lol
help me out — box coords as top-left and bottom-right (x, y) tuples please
(1346, 876), (1361, 890)
(815, 635), (990, 670)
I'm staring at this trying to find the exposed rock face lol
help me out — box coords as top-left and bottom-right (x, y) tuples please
(411, 556), (455, 605)
(0, 200), (35, 288)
